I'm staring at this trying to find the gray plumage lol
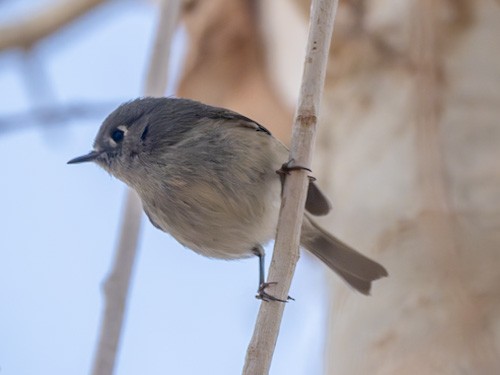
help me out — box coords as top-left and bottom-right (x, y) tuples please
(68, 97), (387, 295)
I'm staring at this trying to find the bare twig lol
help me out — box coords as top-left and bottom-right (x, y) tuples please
(0, 101), (117, 134)
(0, 0), (108, 51)
(90, 1), (181, 375)
(144, 0), (181, 96)
(90, 192), (143, 375)
(242, 0), (338, 374)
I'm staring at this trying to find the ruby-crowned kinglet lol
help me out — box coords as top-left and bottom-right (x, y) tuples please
(69, 97), (387, 299)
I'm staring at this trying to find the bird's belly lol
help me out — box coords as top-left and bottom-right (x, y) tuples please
(173, 208), (279, 260)
(143, 179), (282, 260)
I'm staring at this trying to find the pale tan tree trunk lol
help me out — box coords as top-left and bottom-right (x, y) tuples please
(178, 0), (293, 142)
(302, 0), (500, 373)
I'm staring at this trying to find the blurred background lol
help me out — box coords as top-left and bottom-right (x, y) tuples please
(1, 0), (500, 374)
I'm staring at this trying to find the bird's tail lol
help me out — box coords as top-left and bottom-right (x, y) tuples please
(301, 214), (388, 295)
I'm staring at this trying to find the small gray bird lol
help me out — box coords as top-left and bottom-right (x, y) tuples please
(69, 97), (387, 299)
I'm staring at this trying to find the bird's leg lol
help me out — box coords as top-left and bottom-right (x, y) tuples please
(254, 245), (266, 287)
(252, 245), (294, 303)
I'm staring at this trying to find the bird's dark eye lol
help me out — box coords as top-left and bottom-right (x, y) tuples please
(111, 129), (124, 143)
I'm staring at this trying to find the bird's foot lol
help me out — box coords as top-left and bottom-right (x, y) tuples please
(276, 159), (315, 182)
(256, 282), (295, 303)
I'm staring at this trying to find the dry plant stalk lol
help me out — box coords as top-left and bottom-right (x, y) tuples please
(242, 0), (338, 374)
(0, 0), (107, 51)
(90, 1), (181, 375)
(91, 191), (143, 375)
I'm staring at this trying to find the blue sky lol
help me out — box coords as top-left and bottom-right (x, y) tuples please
(0, 1), (328, 374)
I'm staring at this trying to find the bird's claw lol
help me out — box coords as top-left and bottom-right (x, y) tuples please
(276, 159), (315, 181)
(256, 282), (295, 303)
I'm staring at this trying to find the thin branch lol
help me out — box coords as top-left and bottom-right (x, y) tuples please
(0, 101), (117, 134)
(144, 0), (181, 97)
(90, 1), (181, 375)
(90, 192), (143, 375)
(0, 0), (108, 51)
(242, 0), (338, 374)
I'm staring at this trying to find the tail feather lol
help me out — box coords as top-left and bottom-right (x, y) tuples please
(301, 214), (388, 295)
(329, 266), (372, 295)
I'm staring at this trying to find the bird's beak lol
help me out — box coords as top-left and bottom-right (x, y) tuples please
(67, 150), (102, 164)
